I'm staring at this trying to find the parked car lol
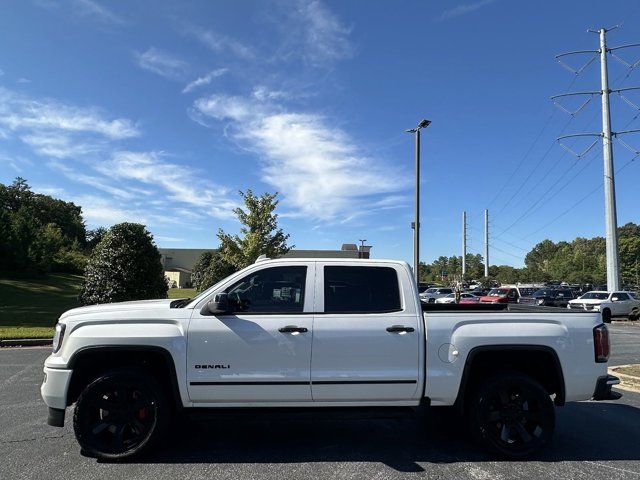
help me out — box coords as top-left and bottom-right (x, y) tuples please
(459, 293), (481, 304)
(434, 292), (479, 304)
(420, 287), (454, 303)
(568, 291), (640, 322)
(41, 257), (619, 460)
(519, 288), (574, 307)
(479, 287), (519, 304)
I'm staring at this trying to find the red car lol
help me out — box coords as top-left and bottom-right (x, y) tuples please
(479, 287), (519, 304)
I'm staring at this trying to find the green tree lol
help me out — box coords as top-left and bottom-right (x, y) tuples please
(191, 250), (236, 291)
(79, 223), (167, 305)
(217, 190), (292, 269)
(0, 177), (87, 274)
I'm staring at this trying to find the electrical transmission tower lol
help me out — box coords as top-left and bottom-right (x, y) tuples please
(552, 26), (640, 291)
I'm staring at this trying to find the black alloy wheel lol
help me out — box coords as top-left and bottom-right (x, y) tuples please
(73, 370), (169, 460)
(468, 373), (555, 458)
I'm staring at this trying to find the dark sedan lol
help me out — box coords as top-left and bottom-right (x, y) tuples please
(519, 288), (574, 307)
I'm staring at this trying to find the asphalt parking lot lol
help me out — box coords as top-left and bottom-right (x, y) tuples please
(2, 324), (640, 480)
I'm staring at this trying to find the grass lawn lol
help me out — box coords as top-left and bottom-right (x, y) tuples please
(168, 288), (197, 299)
(0, 275), (199, 340)
(0, 273), (83, 339)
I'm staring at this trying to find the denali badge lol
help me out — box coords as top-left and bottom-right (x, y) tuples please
(195, 364), (230, 369)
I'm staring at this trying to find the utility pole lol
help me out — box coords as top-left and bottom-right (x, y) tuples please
(484, 209), (489, 278)
(553, 26), (640, 291)
(406, 119), (431, 282)
(597, 27), (621, 291)
(462, 211), (467, 279)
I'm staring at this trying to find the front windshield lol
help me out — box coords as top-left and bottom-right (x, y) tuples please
(424, 288), (437, 294)
(580, 292), (609, 300)
(488, 288), (509, 296)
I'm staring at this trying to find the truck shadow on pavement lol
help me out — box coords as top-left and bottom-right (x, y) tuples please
(130, 399), (640, 472)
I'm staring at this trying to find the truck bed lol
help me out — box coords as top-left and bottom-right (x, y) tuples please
(421, 302), (593, 314)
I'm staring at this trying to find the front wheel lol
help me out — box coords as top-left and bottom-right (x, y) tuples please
(73, 369), (169, 460)
(629, 308), (639, 321)
(467, 373), (555, 459)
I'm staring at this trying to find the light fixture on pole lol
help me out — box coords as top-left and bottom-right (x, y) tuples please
(406, 119), (431, 282)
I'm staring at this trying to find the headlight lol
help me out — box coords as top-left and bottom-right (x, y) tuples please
(52, 323), (66, 353)
(537, 299), (545, 305)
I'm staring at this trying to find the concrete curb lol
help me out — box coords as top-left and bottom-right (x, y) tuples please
(0, 338), (53, 348)
(609, 364), (640, 394)
(611, 320), (639, 325)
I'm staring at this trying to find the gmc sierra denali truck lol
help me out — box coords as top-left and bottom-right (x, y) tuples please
(41, 258), (620, 460)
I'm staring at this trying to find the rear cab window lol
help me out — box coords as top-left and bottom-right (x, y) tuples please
(323, 265), (402, 313)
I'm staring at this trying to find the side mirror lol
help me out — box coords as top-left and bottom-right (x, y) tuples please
(201, 293), (231, 316)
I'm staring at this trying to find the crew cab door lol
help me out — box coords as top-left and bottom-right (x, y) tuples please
(310, 263), (421, 401)
(187, 263), (314, 403)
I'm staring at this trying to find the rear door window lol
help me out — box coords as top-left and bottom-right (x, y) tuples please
(324, 266), (401, 313)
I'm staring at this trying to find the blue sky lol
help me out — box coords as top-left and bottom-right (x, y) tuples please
(1, 0), (639, 267)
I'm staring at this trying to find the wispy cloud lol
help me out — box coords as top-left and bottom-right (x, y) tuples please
(187, 25), (254, 60)
(47, 160), (135, 199)
(0, 87), (139, 140)
(35, 0), (124, 25)
(296, 0), (354, 66)
(74, 0), (123, 24)
(20, 133), (100, 159)
(193, 94), (409, 222)
(0, 86), (238, 227)
(439, 0), (497, 21)
(182, 68), (228, 93)
(134, 47), (189, 80)
(96, 151), (238, 218)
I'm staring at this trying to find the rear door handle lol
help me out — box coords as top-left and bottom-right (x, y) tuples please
(279, 325), (308, 333)
(386, 325), (415, 333)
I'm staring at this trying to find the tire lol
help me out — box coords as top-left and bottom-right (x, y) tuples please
(467, 373), (555, 459)
(629, 308), (639, 321)
(602, 308), (612, 323)
(73, 369), (170, 461)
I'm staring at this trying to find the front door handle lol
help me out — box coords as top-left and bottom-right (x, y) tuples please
(386, 325), (415, 333)
(279, 325), (308, 333)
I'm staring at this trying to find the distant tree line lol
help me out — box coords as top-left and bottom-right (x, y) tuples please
(419, 222), (640, 287)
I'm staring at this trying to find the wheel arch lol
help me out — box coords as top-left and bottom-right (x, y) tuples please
(455, 344), (566, 411)
(66, 345), (184, 409)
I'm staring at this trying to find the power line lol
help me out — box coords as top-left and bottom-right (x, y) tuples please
(525, 151), (639, 238)
(486, 74), (582, 209)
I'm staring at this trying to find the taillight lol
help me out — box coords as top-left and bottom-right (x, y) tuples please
(593, 323), (610, 363)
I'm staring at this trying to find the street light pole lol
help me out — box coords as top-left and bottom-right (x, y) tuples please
(406, 119), (431, 283)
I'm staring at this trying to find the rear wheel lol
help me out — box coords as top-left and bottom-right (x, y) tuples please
(73, 369), (169, 460)
(467, 373), (555, 459)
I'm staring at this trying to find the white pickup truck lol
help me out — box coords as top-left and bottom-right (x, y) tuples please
(41, 258), (620, 460)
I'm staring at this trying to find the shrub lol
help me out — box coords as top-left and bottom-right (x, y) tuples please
(78, 223), (167, 305)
